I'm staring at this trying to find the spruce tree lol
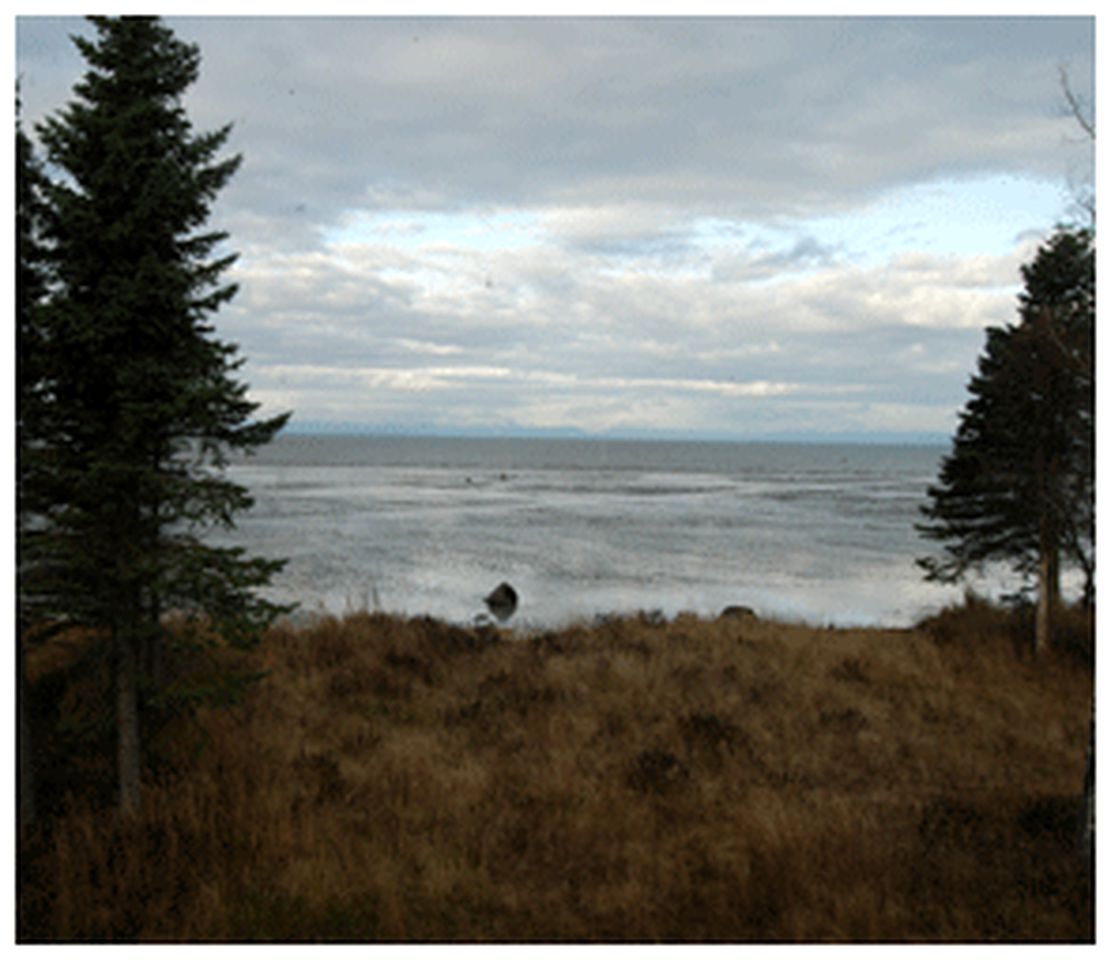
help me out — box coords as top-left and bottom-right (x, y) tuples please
(917, 226), (1094, 653)
(17, 97), (53, 830)
(23, 16), (290, 814)
(17, 102), (52, 617)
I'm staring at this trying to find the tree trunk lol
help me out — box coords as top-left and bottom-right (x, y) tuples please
(142, 624), (165, 694)
(1077, 711), (1094, 870)
(1081, 564), (1094, 610)
(115, 628), (142, 816)
(1035, 544), (1060, 656)
(18, 634), (35, 830)
(1034, 488), (1061, 656)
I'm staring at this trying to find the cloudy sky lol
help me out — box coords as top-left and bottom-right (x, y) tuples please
(15, 12), (1095, 441)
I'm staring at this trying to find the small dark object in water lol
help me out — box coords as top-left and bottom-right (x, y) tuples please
(484, 582), (518, 622)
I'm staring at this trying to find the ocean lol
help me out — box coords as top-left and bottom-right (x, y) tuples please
(214, 433), (990, 629)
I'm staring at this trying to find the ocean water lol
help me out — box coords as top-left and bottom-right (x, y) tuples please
(214, 433), (990, 629)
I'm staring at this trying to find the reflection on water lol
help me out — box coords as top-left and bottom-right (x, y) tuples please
(212, 434), (1026, 628)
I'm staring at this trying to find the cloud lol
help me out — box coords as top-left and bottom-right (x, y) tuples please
(216, 208), (1024, 436)
(15, 15), (1093, 439)
(78, 18), (1080, 230)
(711, 233), (840, 282)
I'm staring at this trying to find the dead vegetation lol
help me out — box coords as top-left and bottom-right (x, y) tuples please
(19, 602), (1094, 942)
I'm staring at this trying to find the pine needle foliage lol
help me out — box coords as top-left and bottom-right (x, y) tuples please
(917, 227), (1095, 640)
(19, 16), (291, 813)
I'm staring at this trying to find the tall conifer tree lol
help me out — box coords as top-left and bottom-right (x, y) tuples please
(17, 102), (52, 615)
(917, 226), (1094, 653)
(23, 16), (290, 813)
(17, 97), (52, 830)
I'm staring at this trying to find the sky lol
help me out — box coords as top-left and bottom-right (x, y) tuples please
(13, 10), (1096, 441)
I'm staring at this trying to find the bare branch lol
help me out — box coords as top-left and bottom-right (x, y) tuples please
(1059, 64), (1094, 140)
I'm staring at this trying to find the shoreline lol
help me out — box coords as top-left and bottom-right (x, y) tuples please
(273, 603), (925, 635)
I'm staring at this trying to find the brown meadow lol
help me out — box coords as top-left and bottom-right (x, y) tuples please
(18, 600), (1094, 942)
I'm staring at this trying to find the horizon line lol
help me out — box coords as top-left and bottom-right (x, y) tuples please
(275, 420), (950, 447)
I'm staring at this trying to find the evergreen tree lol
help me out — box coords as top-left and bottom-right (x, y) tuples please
(17, 95), (53, 830)
(917, 226), (1094, 653)
(17, 99), (52, 615)
(22, 16), (290, 814)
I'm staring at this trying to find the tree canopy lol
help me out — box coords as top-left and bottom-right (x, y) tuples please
(917, 225), (1094, 649)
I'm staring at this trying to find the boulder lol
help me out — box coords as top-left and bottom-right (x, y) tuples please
(484, 582), (519, 622)
(720, 605), (757, 620)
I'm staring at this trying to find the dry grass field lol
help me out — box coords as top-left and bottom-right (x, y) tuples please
(18, 599), (1094, 942)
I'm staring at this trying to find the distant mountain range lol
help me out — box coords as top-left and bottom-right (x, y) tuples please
(281, 419), (949, 447)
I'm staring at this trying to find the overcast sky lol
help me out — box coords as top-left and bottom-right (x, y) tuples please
(14, 13), (1095, 441)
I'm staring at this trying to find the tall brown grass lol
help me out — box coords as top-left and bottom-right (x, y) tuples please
(19, 601), (1093, 942)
